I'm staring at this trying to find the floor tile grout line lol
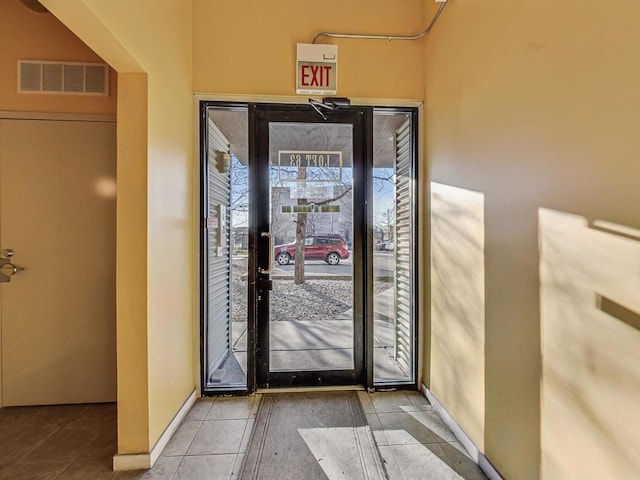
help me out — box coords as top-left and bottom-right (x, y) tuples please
(436, 440), (482, 477)
(168, 455), (185, 480)
(181, 451), (244, 457)
(201, 397), (217, 420)
(205, 396), (254, 422)
(180, 418), (206, 458)
(376, 412), (394, 448)
(229, 453), (242, 480)
(437, 442), (460, 471)
(237, 417), (252, 455)
(46, 460), (74, 480)
(383, 442), (408, 480)
(17, 421), (67, 462)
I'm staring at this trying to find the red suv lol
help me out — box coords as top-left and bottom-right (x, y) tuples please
(274, 234), (350, 266)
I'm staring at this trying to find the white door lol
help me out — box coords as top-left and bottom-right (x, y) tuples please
(0, 118), (117, 406)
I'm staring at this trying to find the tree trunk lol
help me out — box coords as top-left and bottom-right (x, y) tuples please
(294, 166), (307, 285)
(294, 209), (307, 284)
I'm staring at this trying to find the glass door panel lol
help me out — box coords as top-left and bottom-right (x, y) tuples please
(372, 109), (416, 384)
(202, 106), (249, 392)
(267, 122), (355, 372)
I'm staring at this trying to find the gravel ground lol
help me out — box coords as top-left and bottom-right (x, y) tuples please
(269, 280), (352, 322)
(231, 257), (392, 323)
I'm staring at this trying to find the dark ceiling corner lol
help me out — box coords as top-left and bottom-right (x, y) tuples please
(19, 0), (49, 13)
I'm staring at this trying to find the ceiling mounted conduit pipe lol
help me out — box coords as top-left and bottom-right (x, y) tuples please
(312, 0), (448, 44)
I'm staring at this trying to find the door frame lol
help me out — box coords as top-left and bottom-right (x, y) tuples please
(197, 98), (423, 395)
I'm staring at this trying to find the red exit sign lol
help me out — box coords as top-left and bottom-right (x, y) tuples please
(297, 44), (337, 95)
(300, 64), (333, 88)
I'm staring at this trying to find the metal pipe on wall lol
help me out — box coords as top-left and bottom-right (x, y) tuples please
(312, 1), (448, 44)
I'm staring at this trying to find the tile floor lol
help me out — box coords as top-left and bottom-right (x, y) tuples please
(0, 391), (488, 480)
(361, 391), (488, 480)
(0, 403), (117, 480)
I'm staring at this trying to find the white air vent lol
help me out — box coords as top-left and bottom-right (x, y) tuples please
(18, 60), (109, 96)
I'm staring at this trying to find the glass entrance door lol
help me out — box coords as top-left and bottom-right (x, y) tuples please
(200, 102), (419, 394)
(251, 105), (371, 388)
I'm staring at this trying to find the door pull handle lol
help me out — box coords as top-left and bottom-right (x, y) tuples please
(258, 232), (274, 274)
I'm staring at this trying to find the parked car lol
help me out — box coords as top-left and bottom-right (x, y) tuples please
(274, 234), (350, 265)
(375, 240), (394, 251)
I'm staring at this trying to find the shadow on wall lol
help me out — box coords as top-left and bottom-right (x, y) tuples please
(430, 182), (486, 448)
(539, 208), (640, 479)
(432, 181), (544, 478)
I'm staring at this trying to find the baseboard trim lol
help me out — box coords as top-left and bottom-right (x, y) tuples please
(113, 389), (197, 471)
(421, 384), (504, 480)
(112, 453), (151, 472)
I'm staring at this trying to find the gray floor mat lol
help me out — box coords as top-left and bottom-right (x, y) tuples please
(240, 391), (387, 480)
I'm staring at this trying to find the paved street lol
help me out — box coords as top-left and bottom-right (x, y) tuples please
(272, 251), (394, 278)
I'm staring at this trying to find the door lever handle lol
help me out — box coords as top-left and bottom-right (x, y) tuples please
(1, 262), (24, 276)
(0, 258), (24, 281)
(258, 232), (274, 274)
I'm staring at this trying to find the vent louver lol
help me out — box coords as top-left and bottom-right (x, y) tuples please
(18, 60), (109, 96)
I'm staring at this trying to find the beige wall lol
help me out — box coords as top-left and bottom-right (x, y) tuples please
(430, 182), (485, 450)
(193, 0), (425, 99)
(41, 0), (195, 454)
(425, 0), (640, 479)
(114, 72), (150, 452)
(0, 0), (116, 114)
